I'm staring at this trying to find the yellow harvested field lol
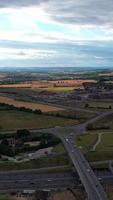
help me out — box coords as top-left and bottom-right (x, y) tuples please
(0, 96), (64, 112)
(0, 79), (96, 89)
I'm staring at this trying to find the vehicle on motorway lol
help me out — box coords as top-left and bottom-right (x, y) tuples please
(48, 179), (52, 182)
(70, 133), (73, 136)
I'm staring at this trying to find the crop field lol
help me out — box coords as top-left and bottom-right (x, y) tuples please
(32, 87), (76, 92)
(0, 110), (79, 131)
(0, 96), (64, 112)
(52, 109), (96, 122)
(0, 79), (96, 89)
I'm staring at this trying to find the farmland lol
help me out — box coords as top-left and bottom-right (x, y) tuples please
(33, 87), (76, 92)
(0, 79), (96, 90)
(91, 113), (113, 130)
(0, 96), (64, 112)
(0, 109), (79, 131)
(80, 100), (113, 111)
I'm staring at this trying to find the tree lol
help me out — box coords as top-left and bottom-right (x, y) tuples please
(85, 103), (89, 108)
(86, 123), (94, 130)
(1, 139), (9, 146)
(0, 139), (13, 156)
(16, 129), (30, 140)
(109, 105), (112, 109)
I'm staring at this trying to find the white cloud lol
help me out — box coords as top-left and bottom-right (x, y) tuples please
(0, 47), (56, 60)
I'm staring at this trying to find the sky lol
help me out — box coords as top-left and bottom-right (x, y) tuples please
(0, 0), (113, 68)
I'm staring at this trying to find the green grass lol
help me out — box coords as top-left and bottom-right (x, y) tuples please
(0, 194), (12, 200)
(81, 100), (113, 111)
(53, 143), (65, 153)
(76, 132), (113, 162)
(31, 87), (76, 93)
(96, 133), (113, 151)
(0, 154), (69, 171)
(88, 101), (113, 108)
(0, 110), (79, 131)
(95, 114), (113, 130)
(76, 134), (98, 151)
(44, 87), (76, 92)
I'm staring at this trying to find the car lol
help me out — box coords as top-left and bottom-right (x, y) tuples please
(72, 150), (74, 153)
(30, 182), (35, 185)
(98, 177), (102, 181)
(87, 169), (90, 172)
(70, 133), (73, 136)
(48, 179), (52, 182)
(65, 138), (69, 142)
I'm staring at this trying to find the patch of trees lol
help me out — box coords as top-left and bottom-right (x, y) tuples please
(46, 112), (77, 120)
(84, 103), (112, 110)
(0, 102), (42, 114)
(86, 123), (110, 130)
(0, 129), (61, 156)
(0, 139), (14, 156)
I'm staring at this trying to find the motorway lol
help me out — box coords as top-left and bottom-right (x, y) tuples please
(61, 135), (108, 200)
(0, 171), (76, 192)
(0, 107), (113, 198)
(0, 169), (113, 193)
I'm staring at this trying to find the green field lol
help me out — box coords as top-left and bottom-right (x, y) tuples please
(52, 109), (96, 123)
(81, 100), (113, 111)
(31, 87), (76, 93)
(0, 194), (12, 200)
(76, 134), (98, 151)
(44, 87), (76, 92)
(53, 143), (65, 153)
(0, 154), (69, 171)
(96, 133), (113, 151)
(93, 113), (113, 130)
(76, 132), (113, 162)
(0, 110), (79, 131)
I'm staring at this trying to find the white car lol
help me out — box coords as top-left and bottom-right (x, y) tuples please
(48, 179), (52, 182)
(70, 133), (73, 136)
(87, 169), (90, 172)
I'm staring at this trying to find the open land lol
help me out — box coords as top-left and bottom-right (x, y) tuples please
(0, 79), (96, 88)
(76, 132), (113, 162)
(0, 96), (64, 113)
(0, 109), (79, 131)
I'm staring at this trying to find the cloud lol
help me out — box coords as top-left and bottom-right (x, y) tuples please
(42, 0), (113, 29)
(0, 0), (45, 8)
(0, 47), (56, 60)
(0, 0), (113, 29)
(0, 0), (113, 68)
(0, 40), (112, 68)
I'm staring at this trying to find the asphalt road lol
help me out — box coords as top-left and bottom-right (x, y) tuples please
(61, 135), (108, 200)
(0, 169), (113, 193)
(0, 171), (76, 192)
